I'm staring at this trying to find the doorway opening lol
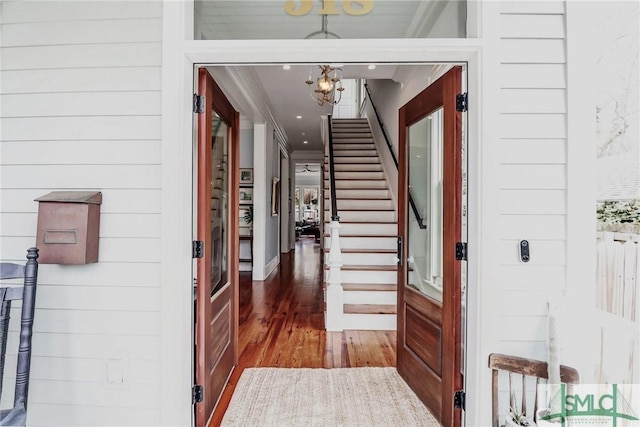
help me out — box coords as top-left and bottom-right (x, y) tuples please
(194, 62), (469, 427)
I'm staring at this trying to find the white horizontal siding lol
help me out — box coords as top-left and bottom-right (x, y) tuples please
(500, 64), (566, 88)
(499, 164), (566, 189)
(498, 240), (566, 266)
(2, 116), (162, 140)
(1, 213), (161, 238)
(500, 1), (565, 15)
(1, 19), (162, 47)
(1, 43), (162, 70)
(497, 215), (566, 240)
(24, 403), (160, 427)
(1, 189), (161, 214)
(1, 165), (161, 189)
(1, 141), (161, 165)
(498, 189), (566, 214)
(500, 89), (566, 113)
(9, 332), (159, 360)
(498, 265), (566, 291)
(499, 139), (566, 164)
(0, 1), (162, 23)
(0, 1), (163, 423)
(1, 236), (161, 264)
(1, 68), (162, 94)
(1, 92), (162, 117)
(495, 4), (568, 361)
(3, 355), (159, 384)
(499, 114), (566, 139)
(10, 308), (160, 336)
(500, 14), (566, 39)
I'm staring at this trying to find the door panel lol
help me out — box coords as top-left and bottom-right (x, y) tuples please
(397, 66), (463, 427)
(196, 68), (240, 427)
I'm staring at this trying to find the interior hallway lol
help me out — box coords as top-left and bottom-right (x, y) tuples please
(210, 238), (397, 425)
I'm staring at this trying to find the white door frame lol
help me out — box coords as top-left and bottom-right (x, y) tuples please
(160, 2), (499, 426)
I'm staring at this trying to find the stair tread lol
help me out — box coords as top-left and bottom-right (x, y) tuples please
(342, 283), (397, 291)
(324, 221), (397, 224)
(344, 304), (397, 315)
(324, 264), (397, 271)
(322, 248), (396, 253)
(324, 233), (396, 237)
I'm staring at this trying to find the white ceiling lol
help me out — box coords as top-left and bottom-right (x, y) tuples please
(209, 63), (434, 153)
(200, 0), (465, 153)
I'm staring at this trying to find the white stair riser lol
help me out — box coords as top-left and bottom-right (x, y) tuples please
(344, 291), (397, 305)
(343, 314), (396, 331)
(335, 199), (394, 210)
(324, 210), (396, 222)
(324, 222), (396, 235)
(333, 144), (376, 151)
(332, 138), (374, 144)
(331, 252), (397, 266)
(327, 180), (387, 189)
(332, 189), (390, 199)
(332, 163), (382, 172)
(325, 269), (396, 284)
(326, 171), (384, 180)
(324, 236), (397, 250)
(333, 157), (380, 164)
(332, 150), (378, 157)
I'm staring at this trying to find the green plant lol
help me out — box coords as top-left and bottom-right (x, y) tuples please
(508, 389), (531, 426)
(597, 199), (640, 225)
(509, 406), (531, 426)
(244, 206), (253, 225)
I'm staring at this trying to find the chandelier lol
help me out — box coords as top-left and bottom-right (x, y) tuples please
(306, 65), (345, 106)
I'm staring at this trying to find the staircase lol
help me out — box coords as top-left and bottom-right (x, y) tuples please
(323, 118), (397, 331)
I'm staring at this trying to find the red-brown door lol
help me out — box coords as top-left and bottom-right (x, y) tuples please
(397, 66), (464, 427)
(195, 68), (240, 427)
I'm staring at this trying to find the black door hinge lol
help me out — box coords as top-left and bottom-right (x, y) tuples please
(192, 240), (204, 259)
(193, 94), (205, 114)
(192, 385), (203, 404)
(454, 390), (465, 410)
(455, 242), (467, 261)
(456, 93), (468, 112)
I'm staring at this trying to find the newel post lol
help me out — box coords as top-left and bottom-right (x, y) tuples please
(325, 220), (344, 331)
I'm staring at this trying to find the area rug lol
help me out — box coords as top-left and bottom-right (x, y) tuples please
(221, 367), (441, 426)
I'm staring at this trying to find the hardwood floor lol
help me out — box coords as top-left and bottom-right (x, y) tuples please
(208, 238), (397, 426)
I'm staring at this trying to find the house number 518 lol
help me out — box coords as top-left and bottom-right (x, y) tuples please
(285, 1), (374, 16)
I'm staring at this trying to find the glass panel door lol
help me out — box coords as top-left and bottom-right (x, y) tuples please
(211, 113), (229, 296)
(407, 107), (444, 302)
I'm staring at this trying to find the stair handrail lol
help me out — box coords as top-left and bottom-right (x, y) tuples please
(364, 83), (426, 230)
(327, 115), (340, 222)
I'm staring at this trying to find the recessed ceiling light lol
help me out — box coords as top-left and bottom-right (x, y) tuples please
(296, 115), (302, 119)
(368, 64), (376, 70)
(301, 132), (306, 136)
(303, 140), (309, 144)
(283, 64), (291, 70)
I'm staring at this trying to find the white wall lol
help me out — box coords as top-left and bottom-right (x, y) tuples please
(0, 1), (162, 425)
(494, 0), (568, 361)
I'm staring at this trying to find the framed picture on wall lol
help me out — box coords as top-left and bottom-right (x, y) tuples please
(271, 177), (280, 216)
(240, 168), (253, 184)
(239, 187), (253, 204)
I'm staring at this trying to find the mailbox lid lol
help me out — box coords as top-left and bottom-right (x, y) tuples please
(35, 191), (102, 205)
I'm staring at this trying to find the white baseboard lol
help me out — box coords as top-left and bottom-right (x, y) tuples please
(264, 256), (279, 279)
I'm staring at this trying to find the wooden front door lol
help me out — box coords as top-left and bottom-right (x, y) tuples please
(195, 68), (240, 427)
(397, 66), (464, 427)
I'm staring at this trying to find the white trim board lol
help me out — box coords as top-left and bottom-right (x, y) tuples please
(161, 6), (487, 427)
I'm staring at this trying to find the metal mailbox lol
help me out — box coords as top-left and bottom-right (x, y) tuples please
(35, 191), (102, 264)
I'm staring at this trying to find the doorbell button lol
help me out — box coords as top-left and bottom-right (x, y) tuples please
(519, 240), (530, 263)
